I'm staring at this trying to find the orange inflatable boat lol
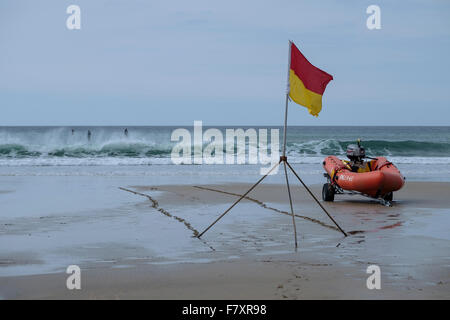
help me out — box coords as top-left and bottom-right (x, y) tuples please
(322, 142), (405, 205)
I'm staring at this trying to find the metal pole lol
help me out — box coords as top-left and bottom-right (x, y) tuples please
(197, 160), (281, 238)
(283, 161), (298, 248)
(282, 40), (292, 157)
(282, 93), (289, 158)
(285, 161), (347, 237)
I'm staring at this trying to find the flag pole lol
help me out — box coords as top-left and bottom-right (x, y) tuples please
(282, 40), (292, 158)
(280, 40), (298, 248)
(195, 39), (346, 249)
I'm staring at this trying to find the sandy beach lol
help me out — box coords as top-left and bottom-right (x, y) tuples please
(1, 177), (450, 299)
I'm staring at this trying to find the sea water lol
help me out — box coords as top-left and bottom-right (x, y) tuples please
(0, 126), (449, 183)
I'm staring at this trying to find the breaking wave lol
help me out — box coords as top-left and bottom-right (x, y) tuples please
(0, 126), (449, 166)
(287, 139), (450, 157)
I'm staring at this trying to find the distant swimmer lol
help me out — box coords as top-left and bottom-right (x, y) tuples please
(71, 129), (75, 135)
(124, 128), (128, 137)
(87, 130), (91, 141)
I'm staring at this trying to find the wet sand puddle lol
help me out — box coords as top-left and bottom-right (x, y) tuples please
(119, 185), (409, 249)
(192, 185), (340, 233)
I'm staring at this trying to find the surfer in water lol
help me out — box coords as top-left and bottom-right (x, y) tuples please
(87, 130), (91, 141)
(71, 129), (75, 135)
(124, 128), (128, 137)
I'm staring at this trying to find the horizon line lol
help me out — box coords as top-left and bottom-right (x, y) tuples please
(1, 124), (450, 128)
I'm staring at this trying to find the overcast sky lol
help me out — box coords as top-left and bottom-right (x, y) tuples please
(1, 0), (449, 126)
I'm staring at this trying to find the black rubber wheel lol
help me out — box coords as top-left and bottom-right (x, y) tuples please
(322, 183), (335, 202)
(383, 192), (393, 202)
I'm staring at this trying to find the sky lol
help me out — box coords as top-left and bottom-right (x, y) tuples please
(1, 0), (450, 126)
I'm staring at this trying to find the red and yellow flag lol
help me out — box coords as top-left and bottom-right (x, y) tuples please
(288, 42), (333, 117)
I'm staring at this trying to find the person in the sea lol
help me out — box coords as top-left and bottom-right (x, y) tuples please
(71, 129), (75, 135)
(124, 128), (128, 137)
(87, 130), (91, 141)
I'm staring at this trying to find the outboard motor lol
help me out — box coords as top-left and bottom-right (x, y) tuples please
(346, 139), (365, 163)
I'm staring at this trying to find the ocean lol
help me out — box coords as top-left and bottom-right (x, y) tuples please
(1, 126), (450, 183)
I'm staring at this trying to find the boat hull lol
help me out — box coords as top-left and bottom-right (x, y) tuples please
(323, 156), (405, 198)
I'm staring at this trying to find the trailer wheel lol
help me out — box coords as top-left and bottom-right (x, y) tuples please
(383, 192), (393, 202)
(322, 183), (335, 202)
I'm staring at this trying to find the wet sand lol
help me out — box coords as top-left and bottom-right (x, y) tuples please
(1, 181), (450, 299)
